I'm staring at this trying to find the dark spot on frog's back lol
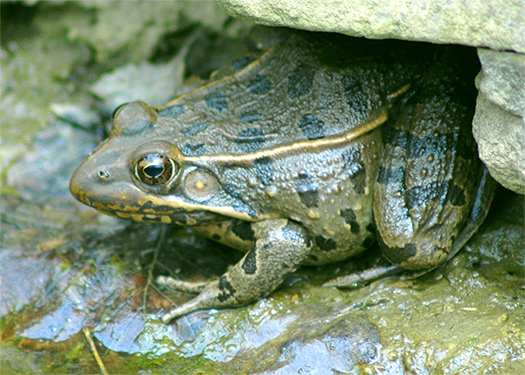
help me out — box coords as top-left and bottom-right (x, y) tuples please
(158, 104), (185, 119)
(343, 72), (370, 113)
(239, 110), (262, 123)
(254, 156), (274, 186)
(205, 92), (228, 112)
(230, 220), (255, 242)
(181, 120), (210, 137)
(340, 208), (360, 234)
(248, 74), (272, 95)
(315, 235), (337, 252)
(295, 173), (319, 208)
(235, 128), (266, 152)
(180, 142), (206, 156)
(297, 114), (325, 140)
(121, 118), (154, 136)
(288, 63), (315, 99)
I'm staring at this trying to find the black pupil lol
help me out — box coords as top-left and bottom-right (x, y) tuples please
(136, 153), (175, 186)
(144, 163), (164, 178)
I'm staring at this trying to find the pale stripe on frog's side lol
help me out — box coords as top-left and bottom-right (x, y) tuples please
(70, 28), (494, 323)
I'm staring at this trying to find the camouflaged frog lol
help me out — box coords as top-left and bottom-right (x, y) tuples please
(70, 29), (495, 323)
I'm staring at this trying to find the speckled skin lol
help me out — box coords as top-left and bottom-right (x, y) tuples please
(70, 29), (493, 322)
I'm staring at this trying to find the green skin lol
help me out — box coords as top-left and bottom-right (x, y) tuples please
(70, 29), (494, 323)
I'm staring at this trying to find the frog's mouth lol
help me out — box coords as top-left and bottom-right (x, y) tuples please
(85, 198), (221, 226)
(70, 165), (222, 225)
(91, 202), (221, 226)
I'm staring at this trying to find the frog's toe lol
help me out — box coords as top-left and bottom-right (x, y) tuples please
(324, 265), (401, 288)
(157, 275), (213, 294)
(159, 289), (220, 323)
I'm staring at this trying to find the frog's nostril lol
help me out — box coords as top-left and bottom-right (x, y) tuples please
(97, 168), (110, 180)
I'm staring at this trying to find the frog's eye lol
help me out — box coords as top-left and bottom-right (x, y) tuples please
(135, 153), (178, 186)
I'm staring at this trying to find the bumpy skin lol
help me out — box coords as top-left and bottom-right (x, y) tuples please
(69, 28), (493, 322)
(374, 49), (488, 270)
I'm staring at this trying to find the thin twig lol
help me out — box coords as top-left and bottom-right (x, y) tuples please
(143, 226), (167, 312)
(83, 327), (109, 375)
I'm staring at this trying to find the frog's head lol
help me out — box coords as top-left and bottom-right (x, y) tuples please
(70, 101), (258, 225)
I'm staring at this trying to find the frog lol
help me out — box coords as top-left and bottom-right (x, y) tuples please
(70, 29), (495, 323)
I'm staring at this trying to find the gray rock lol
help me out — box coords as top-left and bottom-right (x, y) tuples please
(218, 0), (525, 194)
(217, 0), (524, 52)
(474, 50), (525, 194)
(476, 49), (525, 117)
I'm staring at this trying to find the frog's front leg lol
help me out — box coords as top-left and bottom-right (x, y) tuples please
(157, 219), (313, 323)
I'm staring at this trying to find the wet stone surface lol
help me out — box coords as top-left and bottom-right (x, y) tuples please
(1, 2), (524, 374)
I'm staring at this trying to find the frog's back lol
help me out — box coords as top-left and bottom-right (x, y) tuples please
(153, 31), (432, 157)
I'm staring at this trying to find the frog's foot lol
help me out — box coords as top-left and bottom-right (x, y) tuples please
(323, 265), (401, 288)
(157, 219), (314, 323)
(157, 277), (235, 323)
(323, 264), (444, 288)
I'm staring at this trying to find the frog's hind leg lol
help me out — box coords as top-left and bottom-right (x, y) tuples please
(157, 219), (314, 323)
(325, 167), (496, 288)
(373, 47), (494, 272)
(442, 166), (496, 263)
